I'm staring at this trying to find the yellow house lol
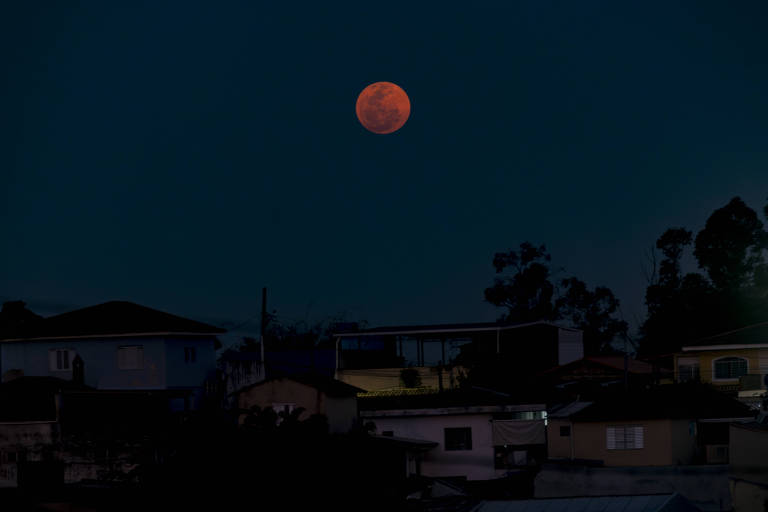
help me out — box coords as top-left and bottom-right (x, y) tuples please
(675, 322), (768, 396)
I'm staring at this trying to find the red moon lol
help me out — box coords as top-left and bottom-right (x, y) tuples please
(355, 82), (410, 134)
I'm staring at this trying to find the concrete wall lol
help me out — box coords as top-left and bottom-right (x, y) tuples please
(163, 337), (217, 388)
(237, 378), (357, 433)
(547, 419), (696, 466)
(367, 413), (497, 481)
(535, 463), (731, 512)
(729, 424), (768, 512)
(1, 336), (217, 391)
(547, 418), (572, 459)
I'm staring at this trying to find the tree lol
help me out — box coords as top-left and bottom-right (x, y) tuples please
(484, 242), (627, 355)
(556, 277), (628, 355)
(694, 197), (768, 292)
(640, 197), (768, 356)
(484, 242), (558, 324)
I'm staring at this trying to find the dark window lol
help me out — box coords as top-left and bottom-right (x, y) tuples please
(445, 427), (472, 451)
(184, 347), (196, 363)
(559, 425), (571, 437)
(714, 357), (747, 379)
(382, 431), (394, 437)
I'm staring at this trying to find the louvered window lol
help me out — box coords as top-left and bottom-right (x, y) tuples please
(606, 425), (644, 450)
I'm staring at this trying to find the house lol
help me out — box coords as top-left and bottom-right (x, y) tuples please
(729, 410), (768, 512)
(333, 321), (583, 392)
(675, 322), (768, 402)
(234, 374), (363, 433)
(547, 384), (755, 467)
(0, 301), (225, 411)
(359, 388), (547, 481)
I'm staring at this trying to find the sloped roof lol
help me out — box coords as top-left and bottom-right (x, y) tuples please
(566, 384), (754, 422)
(542, 356), (658, 376)
(0, 301), (225, 341)
(235, 374), (364, 398)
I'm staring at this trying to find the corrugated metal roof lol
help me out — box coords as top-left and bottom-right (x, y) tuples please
(548, 401), (594, 418)
(473, 494), (691, 512)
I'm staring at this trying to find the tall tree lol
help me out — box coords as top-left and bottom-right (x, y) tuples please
(484, 242), (557, 324)
(484, 242), (627, 355)
(556, 277), (628, 355)
(694, 197), (768, 292)
(640, 197), (768, 356)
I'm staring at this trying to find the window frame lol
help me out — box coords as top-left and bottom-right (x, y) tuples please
(712, 356), (748, 381)
(48, 348), (73, 372)
(184, 347), (197, 363)
(444, 427), (473, 451)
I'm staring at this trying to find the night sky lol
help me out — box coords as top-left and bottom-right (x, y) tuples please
(2, 2), (767, 347)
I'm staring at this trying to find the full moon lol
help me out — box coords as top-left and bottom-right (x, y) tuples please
(355, 82), (410, 134)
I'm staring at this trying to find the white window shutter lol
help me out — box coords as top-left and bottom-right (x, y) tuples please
(49, 349), (58, 371)
(607, 427), (616, 449)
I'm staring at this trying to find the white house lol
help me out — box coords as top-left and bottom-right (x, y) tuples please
(359, 390), (546, 481)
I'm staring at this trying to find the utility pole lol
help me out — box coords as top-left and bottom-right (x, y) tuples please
(623, 333), (629, 393)
(260, 287), (267, 377)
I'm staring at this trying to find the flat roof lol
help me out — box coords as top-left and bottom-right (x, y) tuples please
(334, 320), (579, 338)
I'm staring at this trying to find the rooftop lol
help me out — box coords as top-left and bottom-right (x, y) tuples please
(234, 373), (364, 398)
(359, 387), (546, 414)
(333, 320), (578, 337)
(474, 493), (700, 512)
(562, 384), (755, 422)
(684, 321), (768, 349)
(0, 301), (225, 341)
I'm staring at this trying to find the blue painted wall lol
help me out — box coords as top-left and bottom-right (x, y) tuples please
(0, 336), (217, 393)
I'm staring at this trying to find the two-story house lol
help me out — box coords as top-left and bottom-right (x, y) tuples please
(675, 322), (768, 401)
(0, 301), (224, 410)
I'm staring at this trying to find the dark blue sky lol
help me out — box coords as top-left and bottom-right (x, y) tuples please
(2, 2), (767, 347)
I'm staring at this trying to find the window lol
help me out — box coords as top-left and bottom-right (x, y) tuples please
(382, 431), (394, 437)
(606, 426), (644, 450)
(184, 347), (196, 363)
(117, 346), (144, 370)
(272, 403), (296, 415)
(714, 357), (748, 380)
(48, 349), (72, 371)
(445, 427), (472, 451)
(560, 425), (571, 437)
